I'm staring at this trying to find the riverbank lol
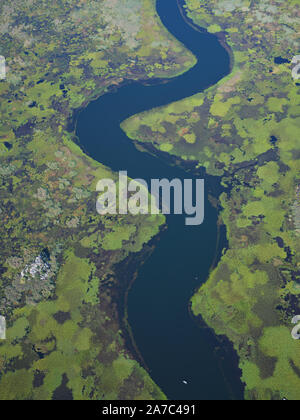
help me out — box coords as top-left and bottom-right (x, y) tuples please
(74, 0), (245, 400)
(122, 0), (300, 400)
(0, 0), (197, 400)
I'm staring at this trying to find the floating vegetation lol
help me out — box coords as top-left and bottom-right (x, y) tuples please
(122, 0), (300, 400)
(0, 0), (196, 401)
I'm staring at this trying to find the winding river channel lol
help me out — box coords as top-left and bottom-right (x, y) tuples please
(76, 0), (244, 400)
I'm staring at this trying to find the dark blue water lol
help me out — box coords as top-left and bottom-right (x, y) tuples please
(76, 0), (244, 400)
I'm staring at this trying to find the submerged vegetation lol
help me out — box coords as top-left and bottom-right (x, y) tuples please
(122, 0), (300, 400)
(0, 0), (197, 400)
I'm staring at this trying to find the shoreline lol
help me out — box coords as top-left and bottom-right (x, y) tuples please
(72, 0), (244, 400)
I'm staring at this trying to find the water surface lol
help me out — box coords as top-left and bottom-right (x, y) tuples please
(76, 0), (244, 400)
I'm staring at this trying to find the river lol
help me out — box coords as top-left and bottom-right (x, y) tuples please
(76, 0), (244, 400)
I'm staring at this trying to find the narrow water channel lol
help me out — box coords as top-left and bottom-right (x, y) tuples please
(76, 0), (244, 400)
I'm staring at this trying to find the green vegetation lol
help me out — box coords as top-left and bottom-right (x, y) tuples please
(0, 252), (165, 399)
(0, 0), (196, 400)
(122, 0), (300, 400)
